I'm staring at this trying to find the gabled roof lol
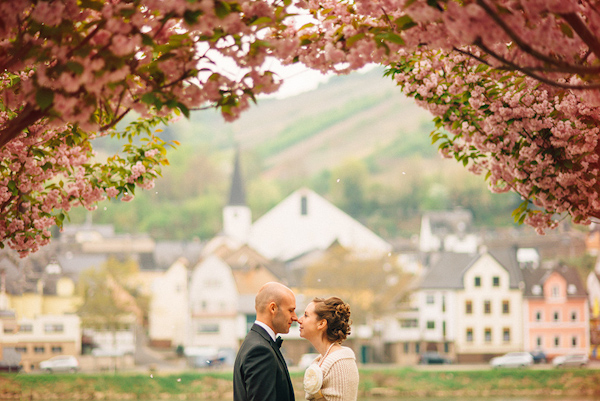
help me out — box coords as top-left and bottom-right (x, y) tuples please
(423, 209), (473, 236)
(248, 187), (391, 261)
(420, 248), (522, 290)
(488, 248), (523, 288)
(522, 264), (587, 298)
(420, 252), (477, 289)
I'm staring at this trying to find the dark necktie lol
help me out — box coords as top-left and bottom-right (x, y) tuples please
(275, 336), (283, 348)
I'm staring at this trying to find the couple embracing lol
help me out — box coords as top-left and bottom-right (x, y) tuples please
(233, 282), (359, 401)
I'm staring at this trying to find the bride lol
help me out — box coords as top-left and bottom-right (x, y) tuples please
(298, 297), (359, 401)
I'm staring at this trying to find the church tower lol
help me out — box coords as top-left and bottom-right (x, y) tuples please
(223, 149), (252, 243)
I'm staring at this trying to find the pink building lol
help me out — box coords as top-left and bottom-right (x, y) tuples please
(522, 264), (589, 360)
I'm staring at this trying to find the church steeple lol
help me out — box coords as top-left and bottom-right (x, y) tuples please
(228, 148), (246, 206)
(223, 148), (252, 243)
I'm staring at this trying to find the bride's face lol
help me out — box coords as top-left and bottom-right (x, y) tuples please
(298, 302), (324, 340)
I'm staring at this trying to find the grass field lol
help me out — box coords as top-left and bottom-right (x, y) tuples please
(1, 367), (599, 400)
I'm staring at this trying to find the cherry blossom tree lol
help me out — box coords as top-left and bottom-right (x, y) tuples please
(5, 0), (600, 256)
(0, 0), (297, 256)
(290, 0), (600, 233)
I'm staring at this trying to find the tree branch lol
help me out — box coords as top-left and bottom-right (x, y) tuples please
(476, 0), (600, 76)
(474, 38), (600, 90)
(560, 12), (600, 62)
(0, 104), (45, 149)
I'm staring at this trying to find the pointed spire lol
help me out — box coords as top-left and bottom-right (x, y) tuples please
(228, 147), (246, 206)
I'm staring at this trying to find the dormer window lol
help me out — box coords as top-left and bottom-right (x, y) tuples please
(532, 285), (542, 295)
(551, 285), (560, 298)
(567, 284), (576, 294)
(301, 195), (308, 215)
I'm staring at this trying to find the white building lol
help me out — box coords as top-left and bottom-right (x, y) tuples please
(248, 187), (392, 261)
(0, 314), (81, 372)
(456, 251), (524, 361)
(188, 255), (239, 350)
(419, 210), (480, 254)
(148, 258), (189, 348)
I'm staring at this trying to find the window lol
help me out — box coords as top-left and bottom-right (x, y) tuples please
(572, 336), (578, 347)
(502, 300), (510, 314)
(415, 343), (420, 354)
(15, 347), (27, 354)
(484, 328), (492, 342)
(51, 346), (63, 353)
(465, 300), (473, 314)
(503, 328), (511, 342)
(400, 319), (418, 328)
(474, 276), (481, 287)
(553, 311), (560, 322)
(19, 324), (33, 333)
(444, 342), (450, 353)
(535, 311), (543, 322)
(426, 294), (435, 304)
(34, 346), (45, 354)
(442, 295), (446, 312)
(197, 324), (219, 334)
(571, 311), (578, 322)
(403, 343), (409, 354)
(466, 328), (473, 342)
(301, 196), (308, 215)
(536, 336), (542, 347)
(442, 321), (447, 337)
(493, 276), (500, 287)
(484, 300), (491, 314)
(426, 321), (435, 330)
(551, 285), (560, 298)
(554, 336), (560, 347)
(44, 324), (64, 333)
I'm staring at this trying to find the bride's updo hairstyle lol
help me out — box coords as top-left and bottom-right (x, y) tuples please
(313, 297), (352, 343)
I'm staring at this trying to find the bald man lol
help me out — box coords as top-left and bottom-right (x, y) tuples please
(233, 282), (298, 401)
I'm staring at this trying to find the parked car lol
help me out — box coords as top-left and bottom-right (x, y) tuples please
(530, 350), (547, 364)
(39, 355), (79, 373)
(552, 353), (589, 368)
(419, 351), (452, 364)
(490, 352), (533, 368)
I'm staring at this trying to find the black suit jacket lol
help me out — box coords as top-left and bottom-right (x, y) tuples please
(233, 324), (295, 401)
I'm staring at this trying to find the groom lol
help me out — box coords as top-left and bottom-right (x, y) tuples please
(233, 282), (298, 401)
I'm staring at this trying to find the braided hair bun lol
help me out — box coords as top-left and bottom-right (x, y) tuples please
(313, 297), (352, 342)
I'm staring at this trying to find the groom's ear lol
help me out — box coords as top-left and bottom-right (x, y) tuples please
(269, 302), (277, 314)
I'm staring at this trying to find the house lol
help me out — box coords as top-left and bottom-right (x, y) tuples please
(188, 255), (239, 351)
(588, 258), (600, 359)
(384, 249), (525, 364)
(0, 313), (81, 372)
(419, 209), (480, 254)
(455, 249), (524, 362)
(148, 258), (189, 348)
(248, 187), (392, 261)
(523, 264), (590, 360)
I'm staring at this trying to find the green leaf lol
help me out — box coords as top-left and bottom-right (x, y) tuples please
(560, 23), (574, 38)
(215, 1), (231, 19)
(250, 16), (272, 26)
(183, 9), (203, 25)
(66, 61), (84, 75)
(377, 32), (405, 45)
(394, 15), (417, 31)
(346, 33), (366, 47)
(79, 0), (104, 11)
(7, 180), (17, 195)
(35, 87), (54, 110)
